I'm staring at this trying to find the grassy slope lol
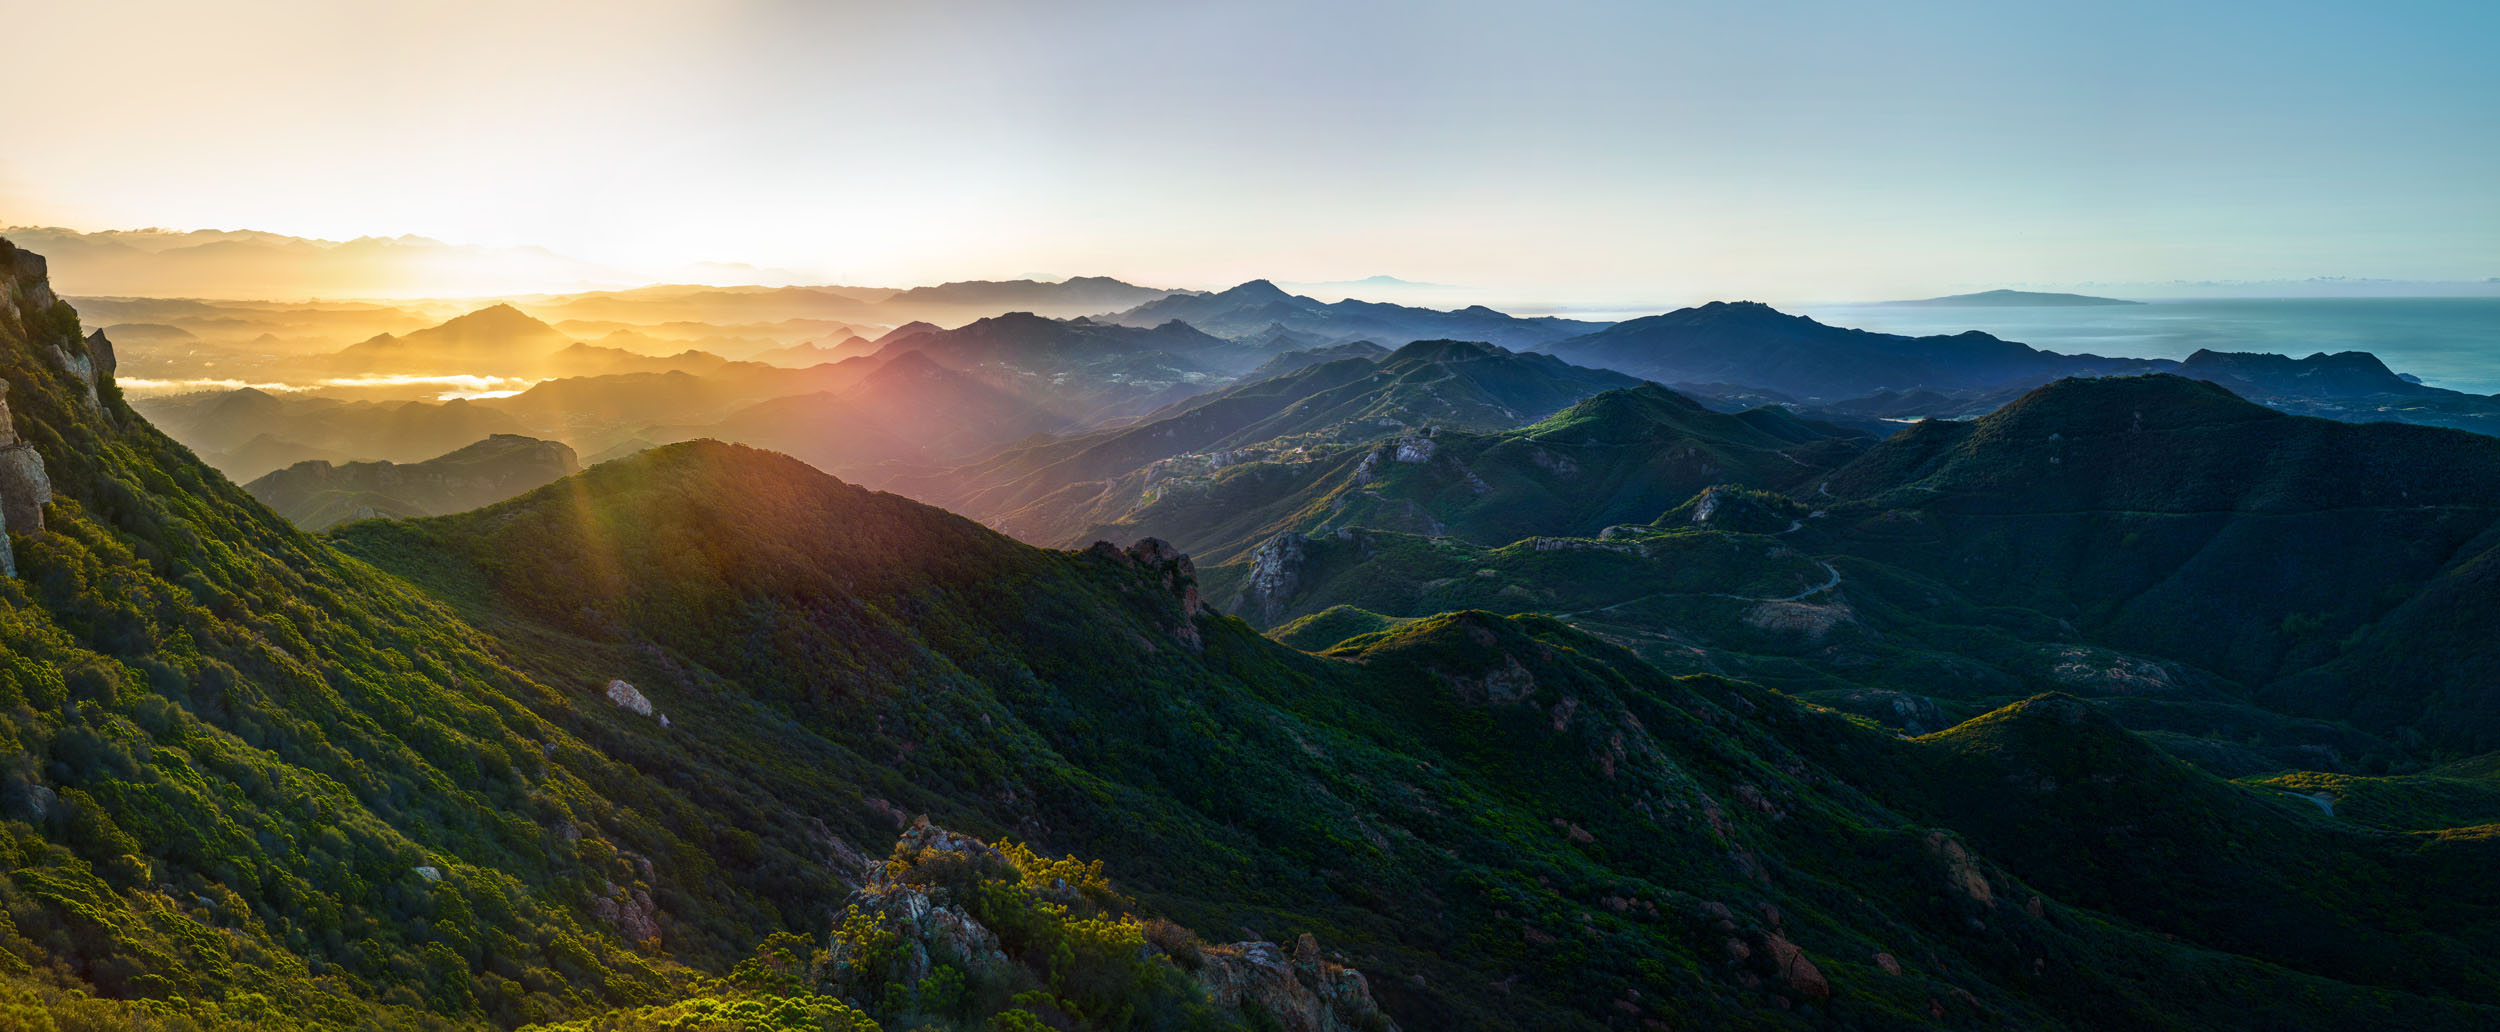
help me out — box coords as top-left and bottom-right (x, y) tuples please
(8, 241), (2500, 1029)
(1818, 375), (2500, 748)
(1047, 384), (1866, 565)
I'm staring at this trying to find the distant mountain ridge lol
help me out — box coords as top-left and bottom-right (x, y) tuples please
(244, 433), (579, 529)
(995, 378), (1867, 564)
(904, 338), (1641, 529)
(2176, 348), (2433, 398)
(13, 236), (2500, 1031)
(1539, 299), (2170, 399)
(876, 275), (1175, 315)
(1102, 278), (1607, 349)
(1883, 288), (2143, 307)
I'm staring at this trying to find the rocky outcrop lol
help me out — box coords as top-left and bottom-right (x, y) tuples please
(1092, 537), (1209, 648)
(2045, 645), (2192, 696)
(1195, 933), (1396, 1032)
(4, 246), (111, 416)
(1755, 931), (1831, 1002)
(580, 847), (664, 948)
(601, 679), (668, 726)
(603, 679), (651, 714)
(591, 878), (662, 947)
(1243, 531), (1314, 625)
(1, 247), (63, 577)
(84, 329), (116, 383)
(1926, 831), (1995, 908)
(1125, 537), (1206, 616)
(48, 331), (104, 408)
(0, 379), (52, 577)
(830, 819), (1018, 986)
(1440, 653), (1539, 705)
(837, 820), (1396, 1032)
(5, 247), (58, 319)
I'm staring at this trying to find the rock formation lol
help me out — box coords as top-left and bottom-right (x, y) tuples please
(829, 819), (1019, 987)
(1093, 536), (1209, 648)
(1243, 531), (1313, 625)
(604, 679), (656, 717)
(0, 379), (53, 578)
(835, 819), (1396, 1031)
(1195, 932), (1397, 1032)
(84, 328), (116, 382)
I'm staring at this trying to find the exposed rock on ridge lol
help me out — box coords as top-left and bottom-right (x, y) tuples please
(1092, 536), (1210, 648)
(1195, 932), (1395, 1032)
(836, 818), (1397, 1032)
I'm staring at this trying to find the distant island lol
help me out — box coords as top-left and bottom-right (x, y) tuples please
(1883, 288), (2144, 307)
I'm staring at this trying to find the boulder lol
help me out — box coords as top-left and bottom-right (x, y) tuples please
(603, 679), (653, 716)
(1756, 932), (1830, 1002)
(1925, 831), (1995, 908)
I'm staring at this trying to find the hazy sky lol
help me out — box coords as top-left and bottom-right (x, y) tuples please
(8, 0), (2495, 302)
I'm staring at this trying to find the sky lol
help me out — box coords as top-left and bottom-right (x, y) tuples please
(7, 0), (2497, 303)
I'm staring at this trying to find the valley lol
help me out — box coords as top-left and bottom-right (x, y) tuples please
(8, 231), (2500, 1032)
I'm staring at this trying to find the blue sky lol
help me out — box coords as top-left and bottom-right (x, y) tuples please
(7, 0), (2494, 301)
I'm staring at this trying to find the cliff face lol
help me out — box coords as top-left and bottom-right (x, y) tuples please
(0, 244), (78, 574)
(2, 241), (129, 572)
(0, 380), (31, 574)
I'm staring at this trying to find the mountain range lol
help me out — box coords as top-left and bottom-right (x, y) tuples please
(12, 237), (2500, 1030)
(1101, 279), (1606, 350)
(904, 340), (1668, 557)
(1535, 301), (2171, 399)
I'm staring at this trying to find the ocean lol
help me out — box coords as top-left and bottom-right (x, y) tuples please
(1790, 298), (2500, 395)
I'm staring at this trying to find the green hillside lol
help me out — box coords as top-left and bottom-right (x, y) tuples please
(9, 239), (2500, 1031)
(910, 340), (1638, 535)
(244, 434), (580, 530)
(1019, 383), (1868, 564)
(1817, 375), (2500, 746)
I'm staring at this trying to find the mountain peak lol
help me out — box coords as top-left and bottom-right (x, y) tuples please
(1219, 279), (1295, 302)
(1385, 338), (1507, 363)
(1991, 374), (2276, 431)
(441, 301), (549, 331)
(960, 311), (1067, 338)
(2175, 348), (2419, 397)
(874, 320), (941, 344)
(1691, 299), (1788, 319)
